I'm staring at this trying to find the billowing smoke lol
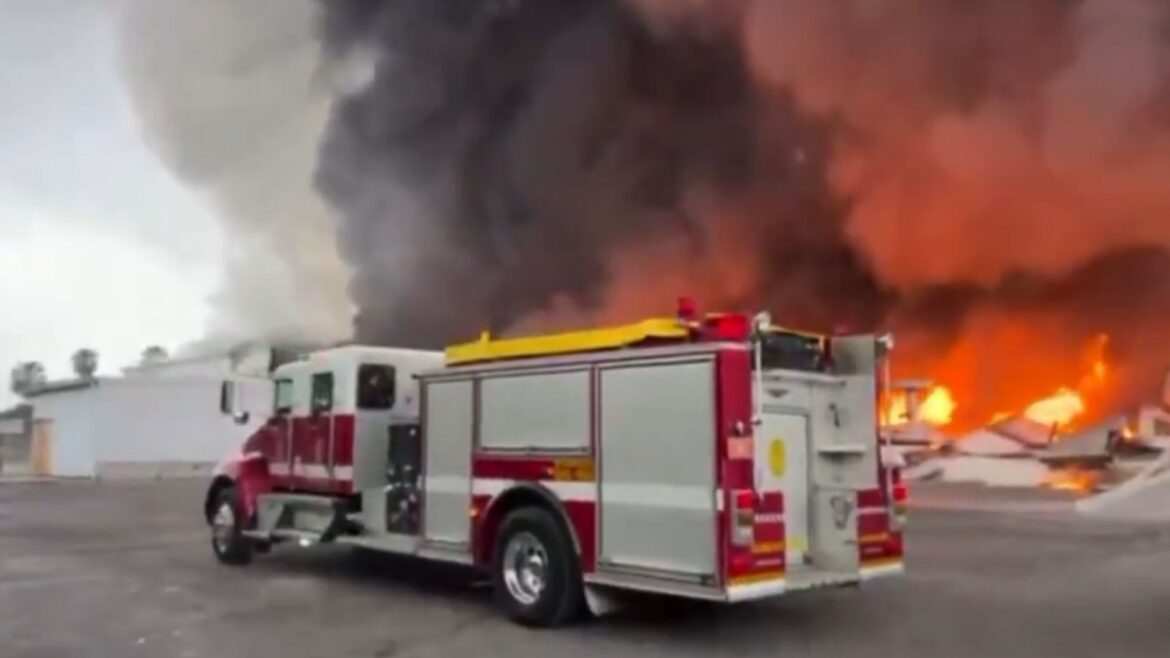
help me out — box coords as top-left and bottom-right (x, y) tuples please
(119, 0), (1170, 427)
(116, 0), (352, 349)
(739, 0), (1170, 426)
(317, 0), (1170, 427)
(316, 0), (877, 344)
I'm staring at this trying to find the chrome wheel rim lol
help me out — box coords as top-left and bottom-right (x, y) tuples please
(502, 532), (548, 606)
(212, 502), (235, 553)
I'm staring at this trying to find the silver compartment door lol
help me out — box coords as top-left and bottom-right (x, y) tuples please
(422, 380), (473, 547)
(599, 360), (717, 578)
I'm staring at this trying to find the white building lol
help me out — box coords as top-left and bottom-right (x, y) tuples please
(25, 344), (279, 479)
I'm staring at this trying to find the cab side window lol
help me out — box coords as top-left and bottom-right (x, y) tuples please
(273, 379), (294, 416)
(358, 365), (396, 410)
(311, 372), (334, 414)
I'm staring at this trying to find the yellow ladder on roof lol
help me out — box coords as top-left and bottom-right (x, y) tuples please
(444, 317), (689, 366)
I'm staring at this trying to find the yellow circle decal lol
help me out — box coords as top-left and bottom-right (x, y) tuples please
(768, 438), (787, 477)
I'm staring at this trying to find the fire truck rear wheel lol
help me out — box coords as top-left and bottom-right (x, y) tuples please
(210, 487), (252, 566)
(492, 507), (583, 627)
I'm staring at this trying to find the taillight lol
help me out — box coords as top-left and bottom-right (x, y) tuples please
(889, 469), (908, 531)
(730, 489), (755, 547)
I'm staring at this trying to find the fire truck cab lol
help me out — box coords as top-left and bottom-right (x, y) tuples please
(206, 302), (905, 626)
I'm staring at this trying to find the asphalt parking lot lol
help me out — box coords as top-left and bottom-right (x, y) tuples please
(2, 479), (1169, 658)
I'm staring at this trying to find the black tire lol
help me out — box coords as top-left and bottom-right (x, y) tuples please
(492, 507), (583, 627)
(209, 487), (252, 566)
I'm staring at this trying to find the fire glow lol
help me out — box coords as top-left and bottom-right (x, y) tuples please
(883, 386), (957, 428)
(1043, 467), (1101, 495)
(884, 333), (1111, 436)
(1024, 388), (1086, 429)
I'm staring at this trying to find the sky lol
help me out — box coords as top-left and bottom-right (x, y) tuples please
(0, 0), (224, 407)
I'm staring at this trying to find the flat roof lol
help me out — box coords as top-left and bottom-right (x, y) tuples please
(20, 378), (98, 398)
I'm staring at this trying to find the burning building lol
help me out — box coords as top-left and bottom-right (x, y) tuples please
(118, 0), (1170, 432)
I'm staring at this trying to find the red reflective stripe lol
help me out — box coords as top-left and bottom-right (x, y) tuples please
(472, 456), (558, 480)
(754, 521), (784, 543)
(758, 491), (784, 514)
(857, 511), (888, 535)
(722, 460), (753, 489)
(857, 488), (885, 509)
(332, 415), (355, 466)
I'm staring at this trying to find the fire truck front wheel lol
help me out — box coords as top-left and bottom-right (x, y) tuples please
(492, 507), (583, 626)
(210, 487), (252, 566)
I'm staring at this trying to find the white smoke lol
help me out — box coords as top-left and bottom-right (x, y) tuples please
(115, 0), (352, 348)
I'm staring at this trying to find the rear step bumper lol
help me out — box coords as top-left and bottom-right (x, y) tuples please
(726, 560), (904, 603)
(859, 558), (905, 581)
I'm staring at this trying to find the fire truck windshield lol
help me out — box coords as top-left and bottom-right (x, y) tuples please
(755, 331), (827, 372)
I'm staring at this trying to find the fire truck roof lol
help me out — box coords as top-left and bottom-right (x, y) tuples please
(444, 313), (827, 367)
(445, 318), (688, 366)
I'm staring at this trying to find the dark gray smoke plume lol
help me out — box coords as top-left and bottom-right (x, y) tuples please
(315, 0), (827, 346)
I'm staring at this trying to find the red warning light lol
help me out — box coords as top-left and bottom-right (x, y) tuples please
(706, 313), (751, 341)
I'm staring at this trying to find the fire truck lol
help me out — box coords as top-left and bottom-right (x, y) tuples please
(206, 301), (906, 626)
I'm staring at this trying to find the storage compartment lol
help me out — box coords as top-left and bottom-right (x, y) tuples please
(598, 359), (718, 579)
(479, 369), (590, 453)
(422, 380), (473, 547)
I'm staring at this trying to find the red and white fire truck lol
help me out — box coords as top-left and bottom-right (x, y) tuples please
(206, 301), (906, 625)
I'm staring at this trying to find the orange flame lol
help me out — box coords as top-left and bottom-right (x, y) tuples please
(919, 386), (957, 426)
(1043, 467), (1099, 495)
(881, 385), (956, 428)
(1014, 334), (1107, 431)
(890, 330), (1113, 435)
(882, 393), (909, 426)
(1024, 388), (1086, 428)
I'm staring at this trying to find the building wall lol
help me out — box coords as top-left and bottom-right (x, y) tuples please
(34, 388), (99, 477)
(0, 405), (33, 475)
(32, 376), (271, 478)
(92, 378), (264, 467)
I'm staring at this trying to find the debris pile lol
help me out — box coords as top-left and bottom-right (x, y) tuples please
(884, 381), (1170, 503)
